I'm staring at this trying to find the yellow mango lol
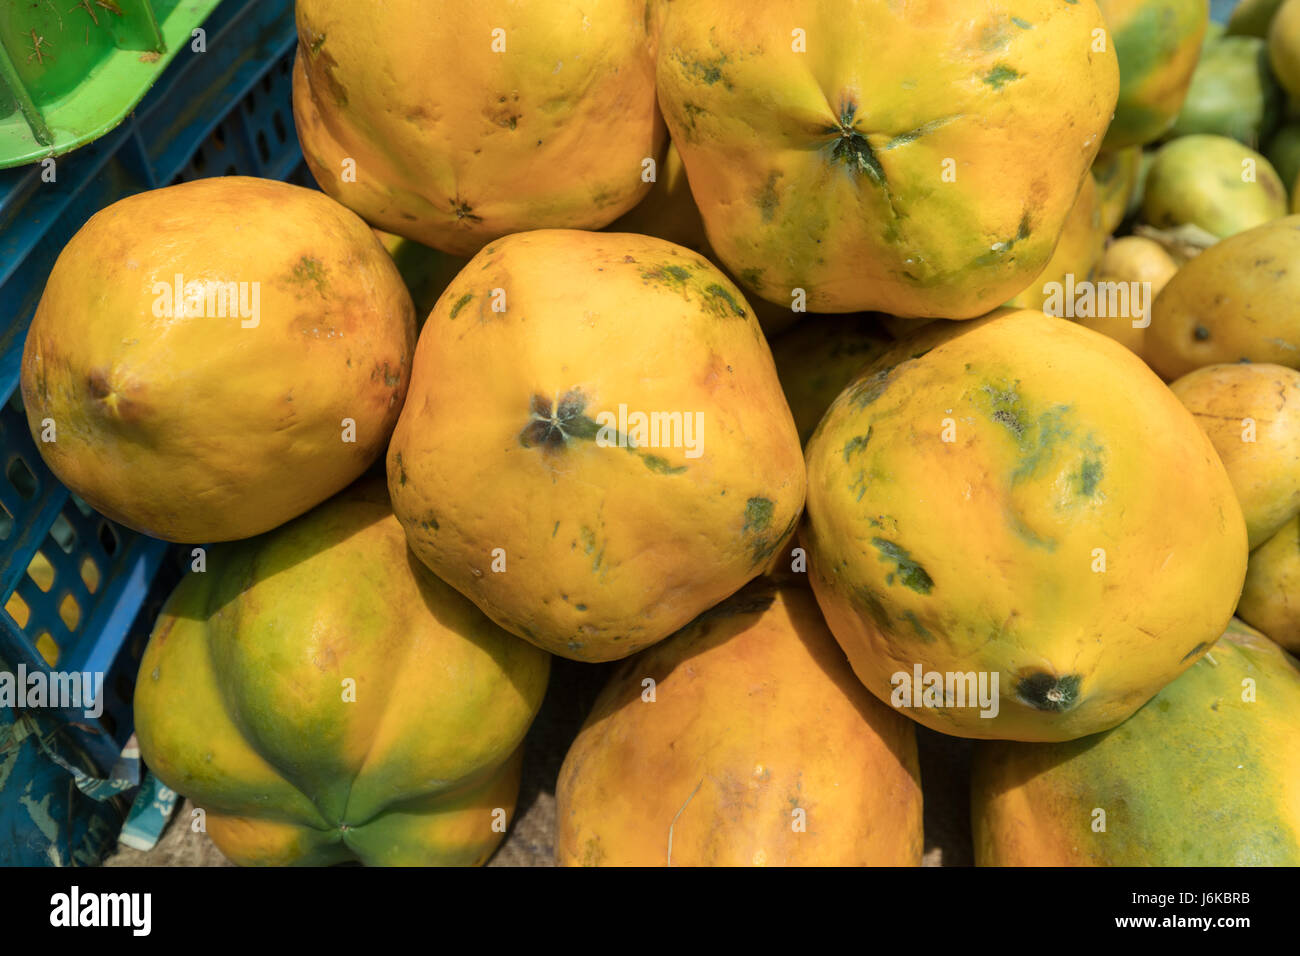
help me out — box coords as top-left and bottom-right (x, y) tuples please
(1146, 215), (1300, 379)
(1141, 134), (1289, 239)
(1170, 363), (1300, 549)
(803, 310), (1247, 741)
(555, 583), (923, 866)
(293, 0), (665, 256)
(387, 230), (806, 662)
(20, 177), (414, 543)
(134, 480), (550, 866)
(656, 0), (1118, 317)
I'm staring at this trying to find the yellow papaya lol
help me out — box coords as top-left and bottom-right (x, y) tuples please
(387, 230), (806, 662)
(1170, 363), (1300, 549)
(133, 480), (550, 866)
(292, 0), (665, 256)
(656, 0), (1118, 317)
(555, 583), (923, 866)
(770, 314), (894, 446)
(803, 310), (1247, 741)
(972, 619), (1300, 865)
(1095, 0), (1210, 148)
(1146, 215), (1300, 379)
(1239, 516), (1300, 653)
(1007, 175), (1106, 311)
(20, 177), (414, 543)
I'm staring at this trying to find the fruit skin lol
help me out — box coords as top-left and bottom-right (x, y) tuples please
(1228, 0), (1288, 37)
(1170, 363), (1300, 550)
(972, 619), (1300, 865)
(1096, 0), (1209, 148)
(606, 140), (801, 336)
(1075, 236), (1177, 357)
(656, 0), (1118, 317)
(387, 229), (806, 663)
(292, 0), (665, 257)
(1170, 34), (1283, 147)
(1146, 215), (1300, 379)
(1270, 0), (1300, 98)
(133, 480), (550, 866)
(802, 310), (1247, 741)
(20, 177), (414, 543)
(771, 315), (894, 446)
(555, 582), (923, 866)
(1091, 147), (1143, 234)
(1008, 174), (1106, 311)
(1141, 134), (1288, 238)
(1238, 517), (1300, 652)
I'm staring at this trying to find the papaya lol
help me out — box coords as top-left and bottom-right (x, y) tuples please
(1170, 34), (1283, 147)
(1146, 215), (1300, 379)
(387, 230), (806, 663)
(1091, 147), (1143, 234)
(555, 583), (923, 866)
(606, 140), (802, 337)
(1169, 363), (1300, 550)
(1007, 175), (1107, 311)
(1238, 516), (1300, 652)
(1227, 0), (1287, 37)
(1267, 121), (1300, 197)
(656, 0), (1118, 317)
(133, 480), (550, 866)
(802, 310), (1247, 741)
(1141, 134), (1289, 238)
(19, 177), (414, 543)
(770, 315), (895, 446)
(1270, 0), (1300, 99)
(292, 0), (665, 257)
(1095, 0), (1209, 148)
(374, 230), (469, 327)
(972, 619), (1300, 865)
(1072, 236), (1177, 357)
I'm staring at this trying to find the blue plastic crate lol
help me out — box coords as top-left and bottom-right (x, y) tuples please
(0, 0), (305, 776)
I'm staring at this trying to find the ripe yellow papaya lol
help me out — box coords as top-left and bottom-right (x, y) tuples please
(20, 177), (414, 543)
(293, 0), (665, 257)
(1169, 363), (1300, 550)
(555, 583), (923, 866)
(1007, 175), (1107, 311)
(803, 310), (1247, 741)
(656, 0), (1118, 317)
(1238, 516), (1300, 652)
(387, 230), (806, 662)
(1146, 216), (1300, 379)
(972, 619), (1300, 865)
(770, 314), (894, 446)
(133, 480), (550, 866)
(1095, 0), (1210, 148)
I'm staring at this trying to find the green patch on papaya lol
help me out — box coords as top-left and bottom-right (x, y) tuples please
(1011, 17), (1033, 29)
(853, 585), (893, 631)
(703, 283), (746, 317)
(871, 538), (933, 594)
(393, 451), (407, 486)
(842, 428), (873, 461)
(449, 293), (473, 319)
(1072, 457), (1103, 497)
(288, 256), (328, 297)
(677, 50), (731, 88)
(1016, 672), (1081, 712)
(743, 497), (774, 535)
(983, 64), (1021, 89)
(641, 264), (691, 286)
(739, 267), (764, 289)
(902, 610), (934, 641)
(848, 364), (898, 409)
(756, 172), (782, 223)
(642, 453), (687, 475)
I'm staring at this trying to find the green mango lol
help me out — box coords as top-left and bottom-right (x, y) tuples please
(1170, 35), (1283, 147)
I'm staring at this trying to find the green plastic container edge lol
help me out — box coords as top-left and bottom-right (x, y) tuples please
(0, 0), (226, 169)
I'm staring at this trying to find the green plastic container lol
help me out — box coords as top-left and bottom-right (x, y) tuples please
(0, 0), (222, 168)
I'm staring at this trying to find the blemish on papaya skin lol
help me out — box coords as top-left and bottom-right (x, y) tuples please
(287, 255), (329, 297)
(871, 538), (933, 594)
(983, 63), (1021, 89)
(449, 292), (473, 318)
(1016, 673), (1081, 712)
(842, 428), (873, 461)
(743, 497), (774, 535)
(756, 171), (782, 222)
(1181, 641), (1209, 663)
(703, 283), (746, 317)
(452, 198), (482, 223)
